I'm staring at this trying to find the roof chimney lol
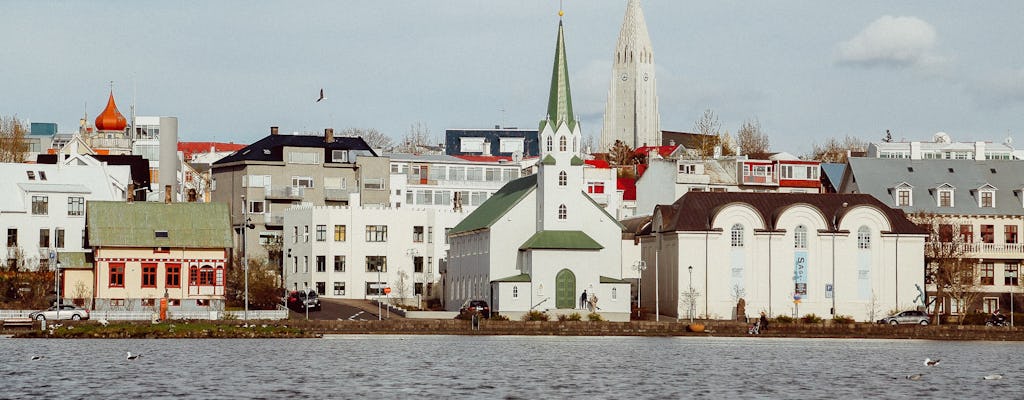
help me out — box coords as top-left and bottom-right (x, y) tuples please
(271, 126), (279, 135)
(127, 183), (135, 203)
(164, 185), (172, 204)
(325, 128), (334, 143)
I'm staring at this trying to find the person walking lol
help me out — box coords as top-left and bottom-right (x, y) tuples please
(579, 290), (588, 310)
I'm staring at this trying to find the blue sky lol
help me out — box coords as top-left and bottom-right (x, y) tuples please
(4, 1), (1024, 156)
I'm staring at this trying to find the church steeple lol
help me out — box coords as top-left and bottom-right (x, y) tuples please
(599, 0), (661, 151)
(541, 20), (577, 133)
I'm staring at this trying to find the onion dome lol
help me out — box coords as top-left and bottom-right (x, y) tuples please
(95, 91), (127, 131)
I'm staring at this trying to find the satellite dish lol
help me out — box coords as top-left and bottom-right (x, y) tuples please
(1004, 136), (1013, 146)
(933, 132), (951, 144)
(512, 151), (523, 163)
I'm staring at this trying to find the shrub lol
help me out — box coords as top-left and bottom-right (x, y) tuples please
(521, 310), (550, 321)
(773, 315), (795, 324)
(557, 312), (582, 322)
(801, 313), (822, 323)
(490, 313), (509, 321)
(832, 315), (855, 324)
(587, 312), (604, 322)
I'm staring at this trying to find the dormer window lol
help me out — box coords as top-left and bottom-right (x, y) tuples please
(976, 184), (997, 208)
(892, 182), (913, 207)
(935, 184), (955, 208)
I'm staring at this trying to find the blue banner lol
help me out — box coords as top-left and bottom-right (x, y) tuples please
(794, 251), (808, 296)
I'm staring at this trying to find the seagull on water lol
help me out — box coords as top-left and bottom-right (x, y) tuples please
(126, 351), (141, 360)
(924, 358), (941, 366)
(316, 88), (325, 103)
(983, 374), (1003, 380)
(905, 374), (924, 381)
(31, 355), (42, 361)
(97, 319), (109, 327)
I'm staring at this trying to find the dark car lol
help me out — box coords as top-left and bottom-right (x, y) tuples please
(877, 310), (929, 325)
(459, 300), (490, 318)
(287, 290), (321, 312)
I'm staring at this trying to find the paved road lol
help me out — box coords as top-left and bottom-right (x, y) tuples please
(287, 298), (395, 321)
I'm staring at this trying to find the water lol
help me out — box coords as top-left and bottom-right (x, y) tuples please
(1, 335), (1021, 399)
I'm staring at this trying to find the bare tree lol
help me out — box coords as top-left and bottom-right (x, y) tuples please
(692, 109), (721, 158)
(810, 135), (867, 163)
(398, 122), (434, 154)
(717, 130), (736, 156)
(340, 127), (393, 150)
(607, 140), (642, 166)
(226, 254), (283, 310)
(0, 115), (29, 162)
(391, 270), (412, 307)
(909, 211), (974, 325)
(735, 118), (770, 159)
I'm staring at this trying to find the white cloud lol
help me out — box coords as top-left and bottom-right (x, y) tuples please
(836, 16), (943, 68)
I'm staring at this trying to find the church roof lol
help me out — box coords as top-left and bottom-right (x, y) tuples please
(600, 276), (630, 284)
(540, 21), (577, 133)
(519, 230), (603, 250)
(450, 174), (537, 234)
(94, 91), (127, 132)
(493, 273), (531, 283)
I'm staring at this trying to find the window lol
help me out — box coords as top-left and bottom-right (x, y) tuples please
(546, 136), (553, 152)
(39, 228), (50, 248)
(981, 225), (994, 244)
(26, 171), (35, 180)
(293, 226), (299, 244)
(427, 227), (433, 243)
(558, 171), (567, 186)
(980, 190), (995, 208)
(334, 282), (346, 296)
(55, 228), (64, 248)
(141, 263), (157, 288)
(304, 256), (309, 273)
(938, 190), (952, 207)
(316, 256), (326, 272)
(199, 266), (217, 285)
(366, 256), (387, 272)
(366, 282), (386, 296)
(612, 287), (617, 300)
(680, 164), (696, 174)
(141, 298), (155, 307)
(897, 189), (911, 207)
(983, 297), (999, 314)
(1006, 225), (1018, 244)
(67, 197), (85, 216)
(334, 256), (346, 272)
(249, 201), (265, 214)
(980, 263), (995, 285)
(334, 225), (347, 241)
(109, 299), (125, 307)
(559, 136), (567, 151)
(794, 225), (807, 249)
(513, 286), (519, 298)
(413, 226), (424, 243)
(316, 282), (326, 296)
(196, 299), (210, 307)
(363, 178), (384, 190)
(857, 226), (871, 249)
(6, 229), (15, 247)
(731, 224), (744, 247)
(558, 204), (567, 220)
(166, 264), (181, 288)
(316, 225), (326, 241)
(109, 263), (125, 287)
(413, 256), (423, 273)
(292, 176), (314, 188)
(332, 150), (349, 163)
(31, 196), (48, 215)
(366, 225), (388, 242)
(960, 225), (974, 243)
(939, 224), (954, 242)
(587, 182), (605, 194)
(1005, 263), (1019, 286)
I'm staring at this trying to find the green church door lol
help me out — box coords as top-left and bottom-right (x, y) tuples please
(555, 269), (576, 309)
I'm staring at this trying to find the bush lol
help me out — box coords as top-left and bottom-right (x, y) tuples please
(521, 310), (550, 321)
(832, 315), (855, 324)
(801, 313), (822, 324)
(587, 312), (604, 322)
(490, 313), (509, 321)
(773, 315), (795, 324)
(557, 312), (582, 321)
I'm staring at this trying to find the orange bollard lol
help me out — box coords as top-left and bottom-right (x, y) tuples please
(160, 298), (168, 320)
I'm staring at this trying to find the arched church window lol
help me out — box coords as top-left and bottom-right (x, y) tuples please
(858, 226), (871, 249)
(558, 204), (567, 220)
(731, 224), (744, 247)
(794, 225), (807, 249)
(546, 136), (553, 152)
(559, 136), (567, 152)
(558, 171), (567, 186)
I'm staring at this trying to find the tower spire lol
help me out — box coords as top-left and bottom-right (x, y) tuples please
(542, 18), (576, 132)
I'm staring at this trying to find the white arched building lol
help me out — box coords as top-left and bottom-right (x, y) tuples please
(640, 192), (926, 322)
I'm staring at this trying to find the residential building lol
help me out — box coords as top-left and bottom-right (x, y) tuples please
(386, 153), (531, 210)
(447, 19), (630, 321)
(445, 128), (539, 158)
(87, 200), (232, 311)
(641, 192), (926, 322)
(866, 133), (1017, 160)
(600, 0), (661, 150)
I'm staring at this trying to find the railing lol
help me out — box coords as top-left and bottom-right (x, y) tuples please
(324, 188), (355, 201)
(740, 175), (779, 186)
(264, 186), (305, 200)
(264, 215), (284, 226)
(932, 242), (1024, 258)
(1, 307), (287, 321)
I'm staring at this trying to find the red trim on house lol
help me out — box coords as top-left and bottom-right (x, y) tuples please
(141, 263), (157, 288)
(166, 263), (181, 288)
(109, 263), (125, 288)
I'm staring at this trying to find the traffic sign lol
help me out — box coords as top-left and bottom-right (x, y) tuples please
(384, 287), (392, 295)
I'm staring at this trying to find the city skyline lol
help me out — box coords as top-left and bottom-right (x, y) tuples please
(4, 1), (1024, 155)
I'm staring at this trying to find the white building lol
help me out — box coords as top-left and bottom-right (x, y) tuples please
(447, 19), (630, 321)
(642, 192), (926, 322)
(866, 132), (1017, 160)
(385, 153), (533, 210)
(599, 0), (661, 150)
(282, 195), (469, 306)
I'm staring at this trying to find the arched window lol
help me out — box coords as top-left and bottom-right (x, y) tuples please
(559, 136), (567, 151)
(858, 226), (871, 249)
(513, 286), (519, 298)
(731, 224), (744, 247)
(546, 136), (553, 152)
(558, 204), (567, 220)
(189, 265), (198, 285)
(612, 287), (618, 300)
(794, 225), (807, 249)
(558, 171), (567, 186)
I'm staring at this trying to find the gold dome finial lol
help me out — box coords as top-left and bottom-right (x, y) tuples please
(559, 9), (564, 17)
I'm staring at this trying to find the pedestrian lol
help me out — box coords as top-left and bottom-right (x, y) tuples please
(580, 290), (588, 310)
(760, 311), (769, 331)
(590, 293), (599, 311)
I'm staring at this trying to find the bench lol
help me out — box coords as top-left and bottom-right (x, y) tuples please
(2, 318), (35, 328)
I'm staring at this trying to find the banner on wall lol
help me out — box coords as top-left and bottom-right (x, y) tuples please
(794, 251), (808, 296)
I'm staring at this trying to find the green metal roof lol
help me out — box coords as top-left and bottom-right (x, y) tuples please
(541, 21), (576, 133)
(451, 175), (537, 234)
(541, 155), (557, 165)
(87, 201), (233, 248)
(493, 273), (531, 283)
(570, 155), (584, 166)
(519, 230), (603, 250)
(56, 252), (93, 270)
(600, 276), (630, 284)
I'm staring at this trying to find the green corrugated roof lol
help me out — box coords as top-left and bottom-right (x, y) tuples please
(570, 155), (584, 166)
(451, 175), (537, 234)
(519, 230), (603, 250)
(542, 21), (576, 132)
(493, 273), (531, 283)
(600, 276), (630, 284)
(87, 201), (233, 248)
(541, 155), (556, 165)
(56, 252), (93, 270)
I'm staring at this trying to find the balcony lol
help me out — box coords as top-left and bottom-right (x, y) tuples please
(933, 242), (1024, 259)
(740, 174), (779, 186)
(265, 186), (305, 200)
(324, 187), (356, 202)
(264, 215), (284, 227)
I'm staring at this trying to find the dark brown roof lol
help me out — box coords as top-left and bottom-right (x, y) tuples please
(653, 192), (926, 234)
(620, 214), (652, 242)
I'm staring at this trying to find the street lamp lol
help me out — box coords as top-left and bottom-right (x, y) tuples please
(241, 194), (255, 321)
(688, 266), (694, 323)
(406, 248), (420, 309)
(376, 264), (383, 320)
(632, 260), (647, 318)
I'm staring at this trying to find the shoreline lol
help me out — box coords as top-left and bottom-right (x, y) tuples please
(4, 319), (1024, 341)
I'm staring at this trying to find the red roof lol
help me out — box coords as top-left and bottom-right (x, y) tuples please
(618, 176), (637, 201)
(452, 155), (513, 162)
(178, 142), (246, 161)
(584, 159), (610, 168)
(634, 145), (678, 158)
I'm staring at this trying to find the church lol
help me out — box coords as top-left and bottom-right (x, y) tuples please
(599, 0), (661, 151)
(445, 14), (630, 321)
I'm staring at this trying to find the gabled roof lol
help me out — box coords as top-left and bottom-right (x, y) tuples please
(178, 142), (246, 161)
(519, 230), (603, 250)
(493, 273), (531, 283)
(450, 174), (537, 234)
(213, 134), (376, 165)
(87, 201), (233, 248)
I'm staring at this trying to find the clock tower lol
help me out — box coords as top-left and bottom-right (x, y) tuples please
(599, 0), (661, 151)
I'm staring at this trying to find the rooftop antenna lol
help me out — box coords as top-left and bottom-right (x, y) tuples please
(131, 76), (137, 140)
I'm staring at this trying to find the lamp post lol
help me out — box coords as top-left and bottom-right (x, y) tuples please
(632, 260), (647, 318)
(53, 254), (61, 320)
(406, 248), (420, 309)
(241, 194), (253, 321)
(377, 265), (382, 320)
(688, 266), (694, 323)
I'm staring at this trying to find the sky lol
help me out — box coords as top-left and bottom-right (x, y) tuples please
(4, 1), (1024, 156)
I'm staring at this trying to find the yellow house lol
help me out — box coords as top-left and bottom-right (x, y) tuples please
(86, 201), (232, 311)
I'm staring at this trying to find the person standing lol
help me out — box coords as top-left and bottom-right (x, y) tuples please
(760, 311), (769, 332)
(580, 290), (588, 310)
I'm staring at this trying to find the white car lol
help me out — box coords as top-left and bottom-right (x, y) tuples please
(29, 305), (90, 321)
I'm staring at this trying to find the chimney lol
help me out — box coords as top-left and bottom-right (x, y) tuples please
(325, 128), (335, 143)
(669, 139), (676, 146)
(164, 185), (172, 204)
(127, 183), (135, 203)
(271, 126), (279, 135)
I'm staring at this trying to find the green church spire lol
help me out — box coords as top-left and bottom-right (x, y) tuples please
(542, 20), (577, 132)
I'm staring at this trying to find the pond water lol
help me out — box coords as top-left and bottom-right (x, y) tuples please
(1, 335), (1021, 399)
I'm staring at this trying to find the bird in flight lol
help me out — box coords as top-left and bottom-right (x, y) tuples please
(126, 351), (142, 360)
(924, 358), (940, 366)
(316, 88), (325, 103)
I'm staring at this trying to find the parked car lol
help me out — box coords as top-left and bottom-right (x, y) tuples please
(877, 310), (929, 325)
(459, 300), (490, 318)
(29, 304), (90, 321)
(287, 290), (321, 312)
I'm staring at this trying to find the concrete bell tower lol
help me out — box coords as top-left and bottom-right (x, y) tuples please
(599, 0), (661, 151)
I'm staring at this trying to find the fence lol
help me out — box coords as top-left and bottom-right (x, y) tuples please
(0, 306), (288, 321)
